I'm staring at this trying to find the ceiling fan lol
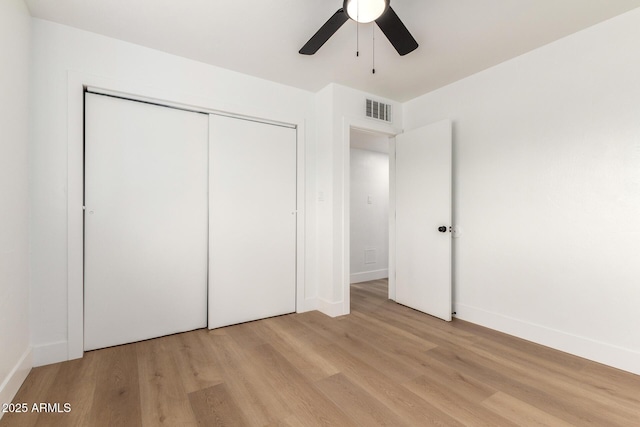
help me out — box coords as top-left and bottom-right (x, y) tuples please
(299, 0), (418, 56)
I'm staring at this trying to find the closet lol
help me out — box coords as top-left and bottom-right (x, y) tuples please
(83, 92), (297, 351)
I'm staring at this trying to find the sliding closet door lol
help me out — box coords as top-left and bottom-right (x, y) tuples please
(84, 93), (208, 351)
(209, 115), (296, 329)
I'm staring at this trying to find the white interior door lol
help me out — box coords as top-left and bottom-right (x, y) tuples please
(395, 119), (452, 321)
(84, 93), (208, 351)
(209, 115), (297, 329)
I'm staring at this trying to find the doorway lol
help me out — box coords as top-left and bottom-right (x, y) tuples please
(345, 120), (453, 319)
(349, 129), (391, 287)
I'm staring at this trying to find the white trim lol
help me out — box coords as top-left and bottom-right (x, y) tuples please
(316, 298), (346, 318)
(455, 303), (640, 376)
(32, 341), (68, 367)
(67, 70), (306, 361)
(85, 87), (296, 129)
(295, 121), (307, 317)
(342, 116), (401, 316)
(67, 72), (84, 361)
(350, 269), (389, 283)
(388, 137), (397, 300)
(0, 347), (32, 415)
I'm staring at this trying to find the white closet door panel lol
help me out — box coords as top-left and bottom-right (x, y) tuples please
(84, 93), (208, 351)
(209, 115), (296, 329)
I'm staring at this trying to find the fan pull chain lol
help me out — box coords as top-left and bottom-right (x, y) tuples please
(372, 24), (376, 74)
(356, 21), (359, 56)
(356, 1), (360, 56)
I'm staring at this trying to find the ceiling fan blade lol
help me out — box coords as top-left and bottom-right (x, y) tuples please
(375, 6), (418, 56)
(299, 9), (349, 55)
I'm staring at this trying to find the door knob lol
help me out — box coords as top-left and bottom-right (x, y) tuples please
(438, 226), (447, 233)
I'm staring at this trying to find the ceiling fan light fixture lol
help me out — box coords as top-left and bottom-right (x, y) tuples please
(299, 0), (417, 56)
(344, 0), (389, 23)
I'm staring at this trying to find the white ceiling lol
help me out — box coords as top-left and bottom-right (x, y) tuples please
(25, 0), (640, 102)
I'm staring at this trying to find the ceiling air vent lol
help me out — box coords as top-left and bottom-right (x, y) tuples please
(366, 99), (392, 122)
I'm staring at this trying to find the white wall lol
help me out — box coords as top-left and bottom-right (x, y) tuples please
(350, 143), (389, 283)
(311, 85), (335, 309)
(0, 0), (32, 412)
(29, 19), (315, 365)
(403, 8), (640, 374)
(313, 84), (401, 315)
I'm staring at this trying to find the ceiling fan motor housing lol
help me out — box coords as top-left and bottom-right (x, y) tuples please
(343, 0), (390, 23)
(299, 0), (417, 56)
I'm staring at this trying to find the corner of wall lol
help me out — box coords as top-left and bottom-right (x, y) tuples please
(0, 0), (34, 414)
(0, 347), (32, 416)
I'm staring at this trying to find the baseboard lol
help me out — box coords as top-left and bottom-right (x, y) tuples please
(32, 341), (68, 367)
(350, 269), (388, 284)
(316, 298), (347, 317)
(455, 303), (640, 376)
(0, 346), (32, 418)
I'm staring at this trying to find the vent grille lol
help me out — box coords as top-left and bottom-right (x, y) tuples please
(366, 99), (392, 122)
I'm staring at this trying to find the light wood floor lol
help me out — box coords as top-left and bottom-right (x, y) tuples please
(3, 279), (640, 426)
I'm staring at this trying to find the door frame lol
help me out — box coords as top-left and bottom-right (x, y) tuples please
(341, 117), (401, 313)
(67, 71), (306, 360)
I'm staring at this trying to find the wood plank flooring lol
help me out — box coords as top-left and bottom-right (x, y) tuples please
(3, 279), (639, 426)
